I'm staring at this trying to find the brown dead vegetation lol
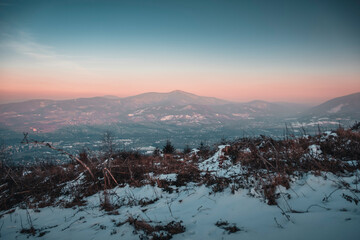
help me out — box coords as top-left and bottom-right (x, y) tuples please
(0, 126), (359, 211)
(127, 216), (185, 240)
(221, 127), (360, 204)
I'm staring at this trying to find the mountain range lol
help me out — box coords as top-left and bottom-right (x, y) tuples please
(0, 90), (359, 133)
(302, 92), (360, 118)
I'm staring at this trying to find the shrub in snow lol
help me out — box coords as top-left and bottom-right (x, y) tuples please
(163, 140), (175, 154)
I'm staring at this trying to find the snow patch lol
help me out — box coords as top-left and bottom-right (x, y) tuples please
(328, 104), (346, 113)
(160, 115), (174, 121)
(308, 144), (322, 159)
(158, 173), (177, 181)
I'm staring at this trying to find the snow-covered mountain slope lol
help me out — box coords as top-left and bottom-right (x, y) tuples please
(0, 90), (309, 132)
(1, 91), (358, 133)
(1, 173), (359, 240)
(1, 129), (360, 239)
(303, 92), (360, 118)
(122, 90), (230, 107)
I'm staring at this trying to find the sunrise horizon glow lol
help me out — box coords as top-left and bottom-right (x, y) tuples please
(1, 0), (359, 105)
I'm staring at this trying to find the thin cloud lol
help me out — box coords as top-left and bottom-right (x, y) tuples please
(1, 30), (91, 74)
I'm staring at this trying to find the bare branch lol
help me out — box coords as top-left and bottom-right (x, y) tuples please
(21, 133), (94, 179)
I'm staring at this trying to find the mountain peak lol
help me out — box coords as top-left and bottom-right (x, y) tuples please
(170, 90), (187, 94)
(168, 90), (193, 95)
(102, 95), (120, 100)
(122, 90), (230, 107)
(304, 92), (360, 117)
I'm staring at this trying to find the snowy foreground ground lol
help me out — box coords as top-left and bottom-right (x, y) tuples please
(1, 146), (360, 240)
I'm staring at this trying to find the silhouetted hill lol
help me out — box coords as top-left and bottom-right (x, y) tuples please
(303, 92), (360, 119)
(1, 91), (358, 133)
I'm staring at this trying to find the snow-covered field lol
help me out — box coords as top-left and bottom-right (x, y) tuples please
(1, 130), (360, 239)
(1, 153), (359, 239)
(1, 173), (359, 239)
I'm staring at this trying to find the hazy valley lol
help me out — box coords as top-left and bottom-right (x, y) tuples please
(0, 90), (359, 164)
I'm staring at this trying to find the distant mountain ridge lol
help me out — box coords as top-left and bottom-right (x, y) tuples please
(0, 91), (358, 132)
(122, 90), (230, 107)
(303, 92), (360, 118)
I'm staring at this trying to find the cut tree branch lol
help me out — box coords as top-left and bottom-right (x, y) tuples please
(21, 133), (94, 179)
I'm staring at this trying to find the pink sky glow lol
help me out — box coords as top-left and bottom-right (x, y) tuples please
(0, 70), (359, 104)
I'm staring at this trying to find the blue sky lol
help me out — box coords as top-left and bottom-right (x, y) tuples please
(0, 0), (359, 103)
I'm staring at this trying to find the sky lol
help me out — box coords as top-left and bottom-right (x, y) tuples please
(0, 0), (359, 104)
